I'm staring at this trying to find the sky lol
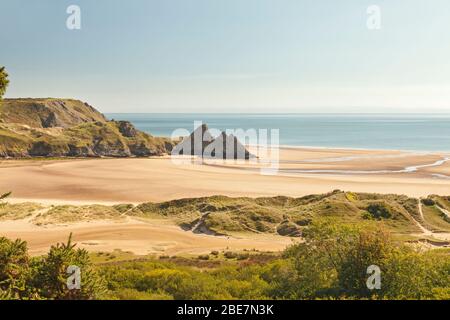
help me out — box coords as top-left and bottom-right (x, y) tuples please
(1, 0), (450, 113)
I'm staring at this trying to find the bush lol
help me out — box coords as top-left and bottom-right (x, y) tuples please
(280, 220), (450, 299)
(1, 233), (105, 300)
(422, 198), (435, 206)
(277, 221), (302, 236)
(236, 253), (250, 260)
(364, 203), (393, 220)
(30, 233), (106, 300)
(224, 252), (238, 259)
(0, 237), (31, 299)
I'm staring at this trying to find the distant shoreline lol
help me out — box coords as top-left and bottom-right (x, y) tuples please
(106, 113), (450, 153)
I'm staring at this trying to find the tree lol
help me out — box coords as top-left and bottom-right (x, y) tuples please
(0, 66), (9, 99)
(337, 225), (394, 297)
(0, 229), (106, 300)
(31, 233), (106, 300)
(280, 220), (362, 299)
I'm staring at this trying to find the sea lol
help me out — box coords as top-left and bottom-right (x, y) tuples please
(106, 113), (450, 152)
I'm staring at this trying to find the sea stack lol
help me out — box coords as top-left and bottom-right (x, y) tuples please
(172, 124), (254, 160)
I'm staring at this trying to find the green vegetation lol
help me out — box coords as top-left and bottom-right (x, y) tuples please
(421, 196), (450, 232)
(429, 195), (450, 214)
(365, 202), (393, 219)
(99, 221), (450, 300)
(0, 234), (105, 300)
(131, 191), (423, 237)
(1, 220), (449, 300)
(0, 66), (8, 99)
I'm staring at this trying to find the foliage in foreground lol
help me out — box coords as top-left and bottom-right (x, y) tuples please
(100, 221), (450, 300)
(0, 220), (449, 300)
(0, 234), (105, 300)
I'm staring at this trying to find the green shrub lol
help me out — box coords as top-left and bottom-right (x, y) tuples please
(422, 198), (435, 206)
(30, 233), (106, 300)
(224, 252), (238, 259)
(364, 203), (393, 220)
(0, 237), (31, 299)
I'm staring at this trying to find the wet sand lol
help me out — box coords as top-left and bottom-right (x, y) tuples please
(1, 147), (450, 204)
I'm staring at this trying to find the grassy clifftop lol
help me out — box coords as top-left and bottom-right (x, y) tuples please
(0, 98), (174, 157)
(0, 98), (106, 128)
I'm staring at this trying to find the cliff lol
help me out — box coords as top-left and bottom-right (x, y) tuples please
(0, 98), (107, 128)
(0, 98), (174, 158)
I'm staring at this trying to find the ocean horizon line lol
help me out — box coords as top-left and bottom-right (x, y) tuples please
(105, 113), (450, 153)
(106, 112), (450, 115)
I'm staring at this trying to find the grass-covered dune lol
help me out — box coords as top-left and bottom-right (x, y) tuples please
(0, 98), (174, 157)
(420, 195), (450, 232)
(5, 190), (450, 239)
(130, 190), (424, 236)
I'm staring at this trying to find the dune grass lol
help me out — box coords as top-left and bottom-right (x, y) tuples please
(422, 204), (450, 232)
(0, 202), (43, 221)
(32, 204), (124, 225)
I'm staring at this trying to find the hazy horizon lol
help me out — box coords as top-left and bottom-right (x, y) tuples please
(105, 111), (450, 115)
(2, 0), (450, 113)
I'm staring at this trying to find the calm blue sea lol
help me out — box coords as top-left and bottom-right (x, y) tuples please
(106, 114), (450, 152)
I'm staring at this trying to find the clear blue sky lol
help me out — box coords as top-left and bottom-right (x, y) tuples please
(1, 0), (450, 113)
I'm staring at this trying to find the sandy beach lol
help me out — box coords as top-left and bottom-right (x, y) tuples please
(2, 146), (450, 204)
(2, 146), (450, 255)
(0, 216), (293, 256)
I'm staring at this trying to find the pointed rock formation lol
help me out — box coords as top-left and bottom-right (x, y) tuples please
(172, 124), (254, 160)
